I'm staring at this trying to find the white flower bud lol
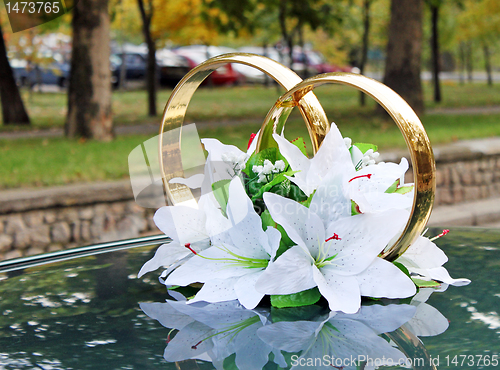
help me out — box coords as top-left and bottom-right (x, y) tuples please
(273, 160), (286, 173)
(344, 137), (352, 148)
(253, 165), (263, 174)
(262, 159), (274, 175)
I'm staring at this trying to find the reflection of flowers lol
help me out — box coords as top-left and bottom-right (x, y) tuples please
(140, 300), (286, 370)
(257, 304), (416, 370)
(141, 298), (451, 370)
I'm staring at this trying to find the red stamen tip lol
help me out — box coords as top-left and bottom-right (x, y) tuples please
(349, 174), (372, 182)
(325, 233), (341, 242)
(185, 243), (197, 255)
(437, 229), (450, 238)
(191, 340), (202, 350)
(247, 133), (257, 150)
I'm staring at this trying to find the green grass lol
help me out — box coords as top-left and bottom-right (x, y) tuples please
(1, 81), (500, 189)
(2, 81), (500, 130)
(3, 112), (500, 189)
(0, 136), (149, 189)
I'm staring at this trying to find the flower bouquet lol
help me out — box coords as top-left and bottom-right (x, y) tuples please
(138, 53), (469, 315)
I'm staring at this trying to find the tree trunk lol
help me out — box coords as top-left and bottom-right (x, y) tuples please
(383, 0), (424, 115)
(483, 44), (493, 87)
(458, 42), (465, 85)
(430, 3), (441, 102)
(0, 24), (30, 125)
(278, 0), (294, 70)
(359, 0), (371, 106)
(65, 0), (113, 140)
(466, 41), (473, 83)
(137, 0), (157, 117)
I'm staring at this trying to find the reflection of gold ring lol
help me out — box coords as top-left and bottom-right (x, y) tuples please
(159, 53), (328, 206)
(257, 73), (436, 261)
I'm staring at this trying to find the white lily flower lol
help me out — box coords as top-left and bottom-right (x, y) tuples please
(165, 177), (281, 309)
(396, 234), (471, 287)
(349, 158), (414, 213)
(273, 124), (413, 218)
(257, 304), (416, 369)
(257, 191), (416, 313)
(138, 203), (212, 278)
(273, 124), (354, 196)
(141, 300), (286, 370)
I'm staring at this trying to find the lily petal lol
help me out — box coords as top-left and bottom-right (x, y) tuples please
(188, 277), (240, 304)
(138, 242), (189, 278)
(264, 192), (325, 257)
(234, 270), (266, 309)
(328, 209), (409, 275)
(314, 265), (361, 313)
(256, 246), (315, 295)
(154, 205), (208, 245)
(355, 257), (417, 299)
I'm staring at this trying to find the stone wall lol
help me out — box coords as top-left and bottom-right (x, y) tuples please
(392, 138), (500, 206)
(0, 181), (157, 261)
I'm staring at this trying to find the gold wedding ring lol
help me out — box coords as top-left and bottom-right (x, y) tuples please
(257, 73), (436, 261)
(159, 53), (328, 206)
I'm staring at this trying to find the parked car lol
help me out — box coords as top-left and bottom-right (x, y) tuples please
(156, 48), (191, 87)
(110, 52), (148, 88)
(238, 46), (290, 66)
(110, 48), (191, 88)
(174, 47), (242, 86)
(292, 49), (358, 77)
(11, 58), (70, 88)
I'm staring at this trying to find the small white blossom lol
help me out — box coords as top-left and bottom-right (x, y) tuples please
(222, 151), (249, 174)
(343, 137), (352, 148)
(262, 160), (274, 175)
(252, 165), (263, 174)
(273, 160), (286, 173)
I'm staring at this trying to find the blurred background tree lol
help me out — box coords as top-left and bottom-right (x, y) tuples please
(384, 0), (424, 115)
(65, 0), (113, 140)
(0, 15), (30, 125)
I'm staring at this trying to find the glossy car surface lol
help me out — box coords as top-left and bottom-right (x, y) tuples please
(0, 227), (498, 369)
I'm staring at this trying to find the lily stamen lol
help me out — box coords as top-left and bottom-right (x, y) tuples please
(184, 243), (197, 255)
(325, 233), (341, 242)
(349, 174), (372, 182)
(191, 340), (202, 349)
(429, 229), (450, 242)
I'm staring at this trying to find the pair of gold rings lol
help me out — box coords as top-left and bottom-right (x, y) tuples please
(158, 53), (436, 261)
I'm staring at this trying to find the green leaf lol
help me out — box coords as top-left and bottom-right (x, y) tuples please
(243, 148), (280, 178)
(271, 287), (322, 308)
(393, 262), (411, 278)
(290, 137), (308, 156)
(270, 305), (325, 323)
(385, 179), (400, 193)
(353, 142), (378, 154)
(351, 200), (361, 215)
(385, 179), (414, 195)
(251, 170), (298, 201)
(395, 185), (414, 195)
(300, 190), (315, 208)
(261, 210), (294, 258)
(411, 278), (441, 288)
(212, 179), (231, 216)
(222, 354), (238, 370)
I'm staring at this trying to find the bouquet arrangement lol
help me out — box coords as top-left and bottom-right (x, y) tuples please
(139, 122), (469, 314)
